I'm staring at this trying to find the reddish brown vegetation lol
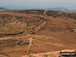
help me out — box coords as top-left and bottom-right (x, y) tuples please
(0, 10), (76, 57)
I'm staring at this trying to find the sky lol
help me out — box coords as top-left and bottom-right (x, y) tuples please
(0, 0), (76, 9)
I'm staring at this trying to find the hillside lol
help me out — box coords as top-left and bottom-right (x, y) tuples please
(0, 7), (8, 11)
(0, 10), (76, 57)
(46, 8), (76, 12)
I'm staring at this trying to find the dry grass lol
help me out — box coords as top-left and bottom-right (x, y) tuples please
(0, 10), (76, 57)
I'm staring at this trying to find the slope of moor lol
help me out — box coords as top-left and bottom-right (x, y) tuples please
(0, 10), (76, 57)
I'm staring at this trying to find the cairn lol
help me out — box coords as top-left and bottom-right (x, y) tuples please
(44, 10), (47, 16)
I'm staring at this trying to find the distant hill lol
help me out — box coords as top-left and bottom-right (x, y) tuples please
(46, 8), (76, 13)
(0, 7), (8, 11)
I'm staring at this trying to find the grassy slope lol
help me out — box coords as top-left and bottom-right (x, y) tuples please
(0, 10), (76, 57)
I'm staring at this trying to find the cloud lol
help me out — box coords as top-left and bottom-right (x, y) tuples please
(0, 0), (75, 9)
